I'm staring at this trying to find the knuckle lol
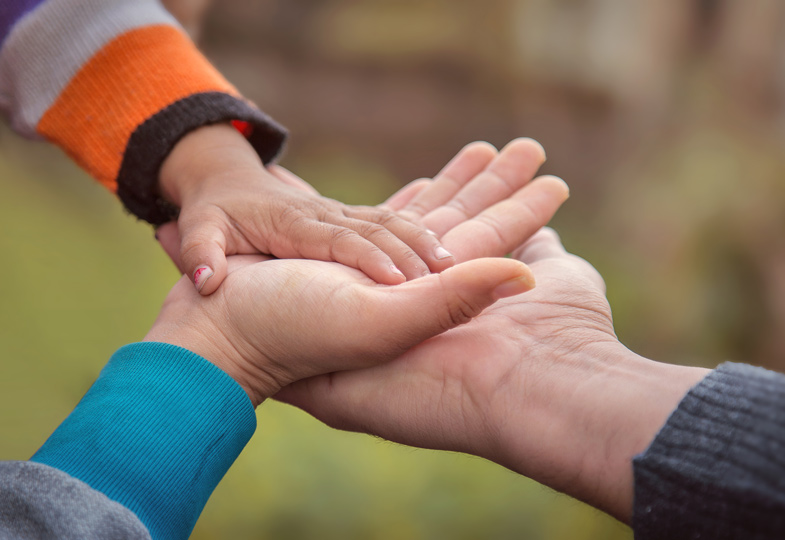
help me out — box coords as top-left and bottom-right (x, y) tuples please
(486, 169), (517, 192)
(475, 214), (509, 246)
(442, 291), (482, 328)
(446, 198), (471, 218)
(371, 209), (400, 228)
(330, 227), (360, 245)
(356, 222), (388, 239)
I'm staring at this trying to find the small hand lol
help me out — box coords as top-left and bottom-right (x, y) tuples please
(159, 124), (459, 294)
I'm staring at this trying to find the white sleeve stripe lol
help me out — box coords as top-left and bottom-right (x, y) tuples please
(0, 0), (180, 139)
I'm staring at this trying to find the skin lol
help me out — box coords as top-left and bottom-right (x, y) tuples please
(150, 140), (569, 407)
(159, 123), (458, 294)
(276, 228), (710, 523)
(155, 138), (706, 523)
(157, 0), (711, 526)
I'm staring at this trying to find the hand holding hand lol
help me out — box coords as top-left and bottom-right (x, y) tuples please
(149, 138), (568, 408)
(159, 124), (459, 294)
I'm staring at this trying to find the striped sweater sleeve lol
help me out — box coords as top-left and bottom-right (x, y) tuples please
(0, 0), (287, 224)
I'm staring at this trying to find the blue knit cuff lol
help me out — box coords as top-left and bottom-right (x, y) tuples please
(31, 342), (257, 540)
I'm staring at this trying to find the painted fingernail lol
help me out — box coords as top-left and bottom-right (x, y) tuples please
(434, 246), (453, 260)
(390, 264), (405, 278)
(193, 265), (214, 292)
(493, 275), (536, 299)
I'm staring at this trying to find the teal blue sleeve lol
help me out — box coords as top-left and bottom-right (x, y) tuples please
(30, 342), (257, 540)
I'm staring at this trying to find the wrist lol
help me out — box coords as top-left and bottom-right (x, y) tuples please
(576, 350), (708, 522)
(143, 282), (278, 407)
(490, 342), (709, 523)
(159, 123), (264, 207)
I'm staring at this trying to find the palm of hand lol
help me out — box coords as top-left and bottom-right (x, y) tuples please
(157, 250), (533, 405)
(278, 240), (618, 468)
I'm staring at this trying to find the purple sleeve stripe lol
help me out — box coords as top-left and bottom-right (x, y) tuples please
(0, 0), (46, 46)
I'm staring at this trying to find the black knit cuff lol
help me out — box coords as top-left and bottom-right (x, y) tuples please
(632, 362), (785, 540)
(116, 92), (288, 225)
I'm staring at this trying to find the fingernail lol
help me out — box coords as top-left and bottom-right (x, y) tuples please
(426, 229), (438, 236)
(493, 275), (535, 299)
(193, 265), (214, 292)
(390, 264), (405, 278)
(434, 246), (453, 260)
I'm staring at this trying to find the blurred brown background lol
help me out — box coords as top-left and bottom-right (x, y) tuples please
(2, 1), (785, 539)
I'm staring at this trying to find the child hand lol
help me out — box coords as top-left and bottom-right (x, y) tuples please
(159, 123), (455, 294)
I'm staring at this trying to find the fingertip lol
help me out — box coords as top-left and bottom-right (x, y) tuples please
(388, 264), (407, 284)
(434, 246), (453, 260)
(192, 254), (229, 295)
(492, 273), (536, 300)
(504, 137), (547, 163)
(535, 175), (570, 200)
(368, 263), (407, 286)
(461, 140), (498, 159)
(193, 264), (216, 294)
(425, 245), (456, 273)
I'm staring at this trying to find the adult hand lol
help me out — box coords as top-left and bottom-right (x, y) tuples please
(276, 228), (710, 523)
(267, 137), (565, 265)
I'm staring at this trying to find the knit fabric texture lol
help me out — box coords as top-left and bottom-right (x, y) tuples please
(0, 0), (287, 224)
(0, 461), (152, 539)
(30, 342), (257, 540)
(633, 362), (785, 540)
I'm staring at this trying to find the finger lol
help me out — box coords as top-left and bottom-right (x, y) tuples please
(155, 221), (184, 273)
(380, 178), (432, 212)
(267, 165), (321, 195)
(442, 175), (569, 263)
(286, 221), (407, 285)
(422, 138), (547, 236)
(334, 217), (436, 280)
(344, 208), (455, 275)
(398, 141), (497, 222)
(177, 209), (230, 295)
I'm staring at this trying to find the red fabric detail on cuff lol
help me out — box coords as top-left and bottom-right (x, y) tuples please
(231, 120), (253, 137)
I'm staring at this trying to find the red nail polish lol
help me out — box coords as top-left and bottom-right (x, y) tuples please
(193, 265), (214, 292)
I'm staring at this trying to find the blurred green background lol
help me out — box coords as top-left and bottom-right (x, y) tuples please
(3, 0), (785, 538)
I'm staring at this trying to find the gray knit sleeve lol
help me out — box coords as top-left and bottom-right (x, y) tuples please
(632, 362), (785, 540)
(0, 461), (151, 540)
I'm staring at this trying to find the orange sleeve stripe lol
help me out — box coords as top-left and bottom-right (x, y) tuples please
(37, 24), (239, 192)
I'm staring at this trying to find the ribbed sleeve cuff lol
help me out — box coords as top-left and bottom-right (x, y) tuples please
(116, 91), (287, 225)
(633, 362), (785, 540)
(30, 342), (257, 540)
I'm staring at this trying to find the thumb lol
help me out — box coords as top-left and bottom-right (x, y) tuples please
(275, 257), (535, 434)
(367, 257), (535, 351)
(178, 210), (229, 295)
